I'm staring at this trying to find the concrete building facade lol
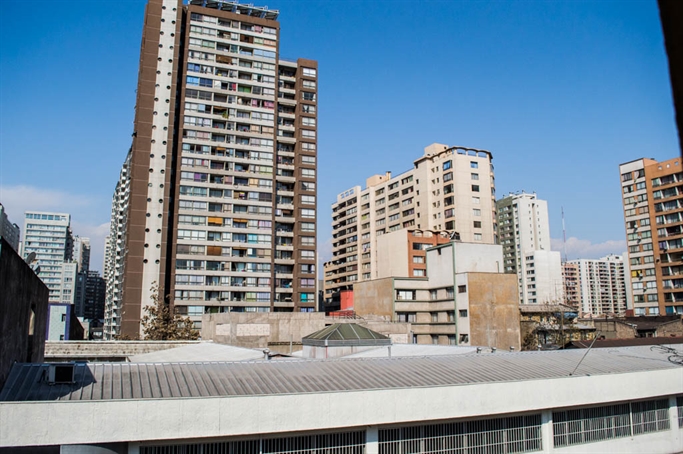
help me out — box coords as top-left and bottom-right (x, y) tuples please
(0, 237), (48, 390)
(105, 0), (318, 338)
(353, 242), (521, 349)
(325, 144), (496, 304)
(569, 254), (628, 316)
(620, 157), (683, 316)
(0, 203), (20, 252)
(497, 192), (563, 305)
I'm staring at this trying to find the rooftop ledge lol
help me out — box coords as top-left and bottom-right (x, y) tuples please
(188, 0), (279, 20)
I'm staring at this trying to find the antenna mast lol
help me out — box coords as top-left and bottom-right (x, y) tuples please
(562, 207), (567, 263)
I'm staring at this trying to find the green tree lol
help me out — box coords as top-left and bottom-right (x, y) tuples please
(140, 282), (199, 340)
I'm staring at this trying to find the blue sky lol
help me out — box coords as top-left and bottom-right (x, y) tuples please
(0, 0), (678, 272)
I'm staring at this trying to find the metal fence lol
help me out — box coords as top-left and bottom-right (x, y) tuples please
(553, 398), (670, 448)
(141, 431), (365, 454)
(378, 415), (542, 454)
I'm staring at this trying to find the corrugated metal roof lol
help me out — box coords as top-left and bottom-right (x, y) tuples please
(1, 346), (681, 402)
(343, 344), (479, 358)
(128, 342), (265, 363)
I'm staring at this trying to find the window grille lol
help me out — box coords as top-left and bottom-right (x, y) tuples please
(378, 415), (542, 454)
(631, 399), (670, 435)
(678, 396), (683, 428)
(140, 431), (365, 454)
(553, 398), (671, 448)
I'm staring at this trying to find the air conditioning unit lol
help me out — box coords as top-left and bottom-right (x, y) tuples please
(48, 364), (75, 385)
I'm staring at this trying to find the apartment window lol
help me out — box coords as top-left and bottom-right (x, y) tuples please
(472, 196), (480, 204)
(301, 130), (316, 139)
(300, 236), (315, 246)
(473, 209), (481, 216)
(474, 233), (482, 241)
(459, 310), (468, 317)
(301, 209), (315, 218)
(396, 290), (416, 300)
(301, 195), (315, 205)
(472, 185), (480, 192)
(470, 161), (478, 169)
(443, 172), (453, 182)
(302, 67), (317, 77)
(474, 221), (482, 228)
(458, 285), (467, 293)
(443, 160), (452, 170)
(413, 256), (425, 264)
(301, 250), (314, 259)
(471, 173), (479, 180)
(621, 172), (633, 181)
(413, 269), (426, 277)
(300, 278), (315, 288)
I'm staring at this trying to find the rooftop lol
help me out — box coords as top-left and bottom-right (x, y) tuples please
(2, 346), (681, 402)
(188, 0), (279, 20)
(302, 323), (391, 347)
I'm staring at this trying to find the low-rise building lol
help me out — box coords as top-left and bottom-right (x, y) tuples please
(1, 347), (681, 453)
(353, 242), (521, 349)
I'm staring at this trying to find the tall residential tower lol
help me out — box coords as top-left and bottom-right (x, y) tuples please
(496, 192), (563, 305)
(620, 157), (683, 316)
(105, 0), (318, 338)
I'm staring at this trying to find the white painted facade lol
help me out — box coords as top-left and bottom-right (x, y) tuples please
(497, 193), (563, 305)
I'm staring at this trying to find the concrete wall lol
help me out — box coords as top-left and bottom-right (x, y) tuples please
(657, 318), (683, 337)
(201, 312), (412, 350)
(592, 319), (638, 339)
(202, 312), (327, 348)
(44, 341), (200, 361)
(353, 278), (395, 318)
(467, 272), (521, 350)
(376, 230), (410, 279)
(0, 237), (49, 389)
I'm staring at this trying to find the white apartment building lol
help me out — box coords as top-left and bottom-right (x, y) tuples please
(325, 143), (497, 304)
(22, 211), (73, 303)
(103, 150), (131, 339)
(570, 254), (628, 316)
(497, 192), (563, 304)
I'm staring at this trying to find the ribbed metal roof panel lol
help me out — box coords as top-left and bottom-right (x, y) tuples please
(1, 346), (681, 402)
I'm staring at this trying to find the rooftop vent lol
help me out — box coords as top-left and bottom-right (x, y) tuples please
(47, 364), (75, 385)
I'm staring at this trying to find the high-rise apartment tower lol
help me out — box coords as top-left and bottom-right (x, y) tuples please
(496, 192), (563, 305)
(568, 255), (628, 316)
(105, 0), (318, 338)
(620, 157), (683, 316)
(324, 143), (496, 304)
(22, 211), (74, 304)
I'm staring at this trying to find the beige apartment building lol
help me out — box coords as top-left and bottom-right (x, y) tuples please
(620, 157), (683, 316)
(562, 262), (580, 308)
(104, 0), (318, 338)
(324, 143), (496, 305)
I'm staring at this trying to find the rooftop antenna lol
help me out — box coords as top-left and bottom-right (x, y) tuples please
(562, 207), (568, 263)
(569, 331), (601, 376)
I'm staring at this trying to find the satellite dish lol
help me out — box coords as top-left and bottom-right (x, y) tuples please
(25, 252), (36, 264)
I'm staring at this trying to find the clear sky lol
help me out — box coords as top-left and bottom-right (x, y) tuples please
(0, 0), (678, 273)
